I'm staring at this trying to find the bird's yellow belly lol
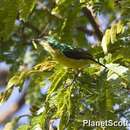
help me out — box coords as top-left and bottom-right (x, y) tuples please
(54, 53), (90, 69)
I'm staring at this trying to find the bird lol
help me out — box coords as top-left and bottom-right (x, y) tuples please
(34, 36), (107, 69)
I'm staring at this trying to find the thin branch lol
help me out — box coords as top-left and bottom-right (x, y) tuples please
(82, 7), (103, 41)
(0, 93), (25, 123)
(0, 79), (30, 123)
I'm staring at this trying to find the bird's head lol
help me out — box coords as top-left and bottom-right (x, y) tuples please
(34, 36), (73, 57)
(35, 36), (60, 56)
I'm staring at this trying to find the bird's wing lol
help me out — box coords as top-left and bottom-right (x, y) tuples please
(63, 48), (94, 60)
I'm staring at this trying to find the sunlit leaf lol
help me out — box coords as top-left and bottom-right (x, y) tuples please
(32, 40), (38, 49)
(110, 24), (117, 44)
(19, 0), (36, 20)
(1, 0), (130, 130)
(101, 29), (111, 54)
(105, 87), (113, 110)
(3, 122), (14, 130)
(107, 63), (128, 81)
(17, 125), (29, 130)
(6, 71), (27, 90)
(34, 61), (56, 71)
(0, 0), (18, 40)
(3, 118), (18, 130)
(46, 67), (67, 100)
(117, 21), (124, 34)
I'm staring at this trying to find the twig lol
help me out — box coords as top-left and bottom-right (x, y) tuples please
(0, 79), (30, 123)
(82, 7), (103, 41)
(0, 93), (25, 123)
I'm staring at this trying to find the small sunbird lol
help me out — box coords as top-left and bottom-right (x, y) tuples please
(34, 36), (107, 69)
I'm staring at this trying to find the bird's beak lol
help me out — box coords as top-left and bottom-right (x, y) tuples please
(32, 38), (46, 45)
(32, 38), (42, 43)
(32, 35), (48, 45)
(32, 38), (46, 49)
(32, 38), (55, 55)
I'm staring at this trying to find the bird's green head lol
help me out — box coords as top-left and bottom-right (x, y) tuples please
(38, 36), (73, 55)
(38, 36), (59, 55)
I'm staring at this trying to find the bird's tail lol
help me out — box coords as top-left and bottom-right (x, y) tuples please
(91, 59), (108, 69)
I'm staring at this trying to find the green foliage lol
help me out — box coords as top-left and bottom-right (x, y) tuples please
(101, 21), (124, 54)
(17, 124), (29, 130)
(101, 29), (111, 54)
(6, 71), (27, 90)
(0, 0), (36, 40)
(0, 0), (130, 130)
(19, 0), (36, 20)
(3, 118), (18, 130)
(0, 0), (18, 40)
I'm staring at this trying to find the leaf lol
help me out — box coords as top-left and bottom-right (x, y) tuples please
(80, 0), (87, 3)
(32, 124), (42, 130)
(6, 71), (27, 90)
(55, 87), (72, 118)
(34, 61), (56, 72)
(117, 20), (124, 34)
(17, 125), (29, 130)
(110, 24), (117, 44)
(51, 6), (63, 19)
(0, 0), (19, 40)
(6, 75), (20, 90)
(19, 0), (36, 20)
(101, 29), (111, 54)
(107, 63), (128, 80)
(105, 87), (113, 110)
(30, 114), (44, 130)
(32, 40), (38, 49)
(46, 68), (67, 100)
(0, 90), (12, 104)
(3, 118), (18, 130)
(3, 122), (14, 130)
